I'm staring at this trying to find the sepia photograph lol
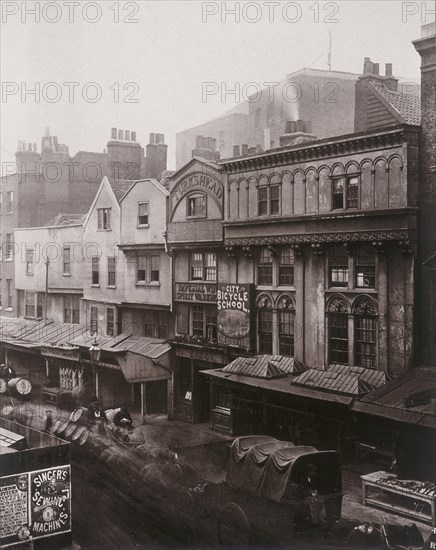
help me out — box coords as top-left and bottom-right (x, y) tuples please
(0, 1), (435, 548)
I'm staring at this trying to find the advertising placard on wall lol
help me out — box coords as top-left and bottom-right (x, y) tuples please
(30, 465), (71, 539)
(0, 465), (71, 548)
(217, 284), (253, 351)
(0, 474), (29, 547)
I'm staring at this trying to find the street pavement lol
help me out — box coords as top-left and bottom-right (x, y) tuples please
(1, 397), (433, 547)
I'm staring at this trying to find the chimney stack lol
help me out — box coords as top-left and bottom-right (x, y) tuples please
(279, 120), (317, 147)
(385, 63), (393, 76)
(131, 131), (136, 142)
(118, 129), (124, 140)
(146, 132), (168, 179)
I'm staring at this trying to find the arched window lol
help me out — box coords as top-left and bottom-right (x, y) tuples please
(353, 297), (377, 369)
(278, 295), (295, 356)
(327, 296), (350, 365)
(257, 294), (273, 354)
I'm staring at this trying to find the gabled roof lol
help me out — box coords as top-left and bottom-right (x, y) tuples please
(45, 213), (86, 227)
(222, 355), (306, 379)
(370, 82), (421, 125)
(83, 176), (136, 229)
(168, 156), (221, 182)
(119, 178), (169, 202)
(107, 178), (137, 203)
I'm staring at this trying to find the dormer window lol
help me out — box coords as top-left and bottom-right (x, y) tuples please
(187, 194), (206, 218)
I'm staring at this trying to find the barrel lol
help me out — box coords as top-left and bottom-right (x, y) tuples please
(72, 425), (87, 442)
(0, 378), (8, 394)
(70, 407), (88, 424)
(65, 424), (77, 438)
(7, 377), (32, 396)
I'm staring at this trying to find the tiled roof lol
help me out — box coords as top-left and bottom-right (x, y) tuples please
(46, 213), (86, 227)
(371, 82), (421, 125)
(107, 178), (137, 202)
(222, 355), (306, 379)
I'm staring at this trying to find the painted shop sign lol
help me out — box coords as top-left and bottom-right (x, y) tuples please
(175, 283), (217, 303)
(217, 284), (253, 350)
(172, 173), (223, 203)
(176, 347), (227, 365)
(0, 465), (71, 547)
(41, 346), (81, 362)
(30, 466), (71, 538)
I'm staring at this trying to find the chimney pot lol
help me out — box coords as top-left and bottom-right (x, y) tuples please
(125, 130), (131, 141)
(385, 63), (393, 76)
(241, 144), (249, 156)
(256, 144), (263, 154)
(296, 119), (305, 133)
(131, 131), (136, 142)
(373, 63), (380, 75)
(149, 133), (156, 145)
(233, 145), (240, 157)
(23, 141), (27, 151)
(118, 129), (124, 140)
(303, 121), (312, 134)
(248, 147), (256, 155)
(53, 136), (58, 147)
(111, 127), (117, 139)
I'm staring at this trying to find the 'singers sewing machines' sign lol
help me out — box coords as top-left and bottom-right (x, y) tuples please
(30, 466), (71, 538)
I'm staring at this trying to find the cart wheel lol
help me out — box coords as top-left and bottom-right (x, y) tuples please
(217, 503), (250, 546)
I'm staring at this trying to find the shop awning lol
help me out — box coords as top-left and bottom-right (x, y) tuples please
(201, 368), (353, 405)
(114, 337), (172, 383)
(352, 368), (436, 429)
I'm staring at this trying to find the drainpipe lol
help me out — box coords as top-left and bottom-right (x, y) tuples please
(44, 259), (49, 324)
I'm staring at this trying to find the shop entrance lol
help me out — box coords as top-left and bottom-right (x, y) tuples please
(133, 383), (142, 412)
(145, 380), (168, 415)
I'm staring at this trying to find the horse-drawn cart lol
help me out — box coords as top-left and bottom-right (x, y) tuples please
(184, 435), (343, 546)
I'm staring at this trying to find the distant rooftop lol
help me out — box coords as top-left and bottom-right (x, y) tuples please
(371, 82), (421, 125)
(46, 213), (86, 227)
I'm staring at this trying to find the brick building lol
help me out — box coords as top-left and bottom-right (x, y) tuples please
(0, 128), (167, 319)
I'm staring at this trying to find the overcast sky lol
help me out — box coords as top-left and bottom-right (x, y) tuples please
(1, 0), (433, 171)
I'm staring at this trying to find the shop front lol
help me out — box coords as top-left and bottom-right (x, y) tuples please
(173, 345), (229, 423)
(40, 345), (93, 408)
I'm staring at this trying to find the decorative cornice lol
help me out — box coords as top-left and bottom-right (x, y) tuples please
(225, 229), (412, 247)
(220, 126), (418, 173)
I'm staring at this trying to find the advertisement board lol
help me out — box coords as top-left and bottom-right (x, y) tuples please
(217, 284), (254, 350)
(0, 474), (29, 547)
(0, 465), (71, 548)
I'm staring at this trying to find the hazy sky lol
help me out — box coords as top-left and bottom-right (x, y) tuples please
(1, 0), (433, 171)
